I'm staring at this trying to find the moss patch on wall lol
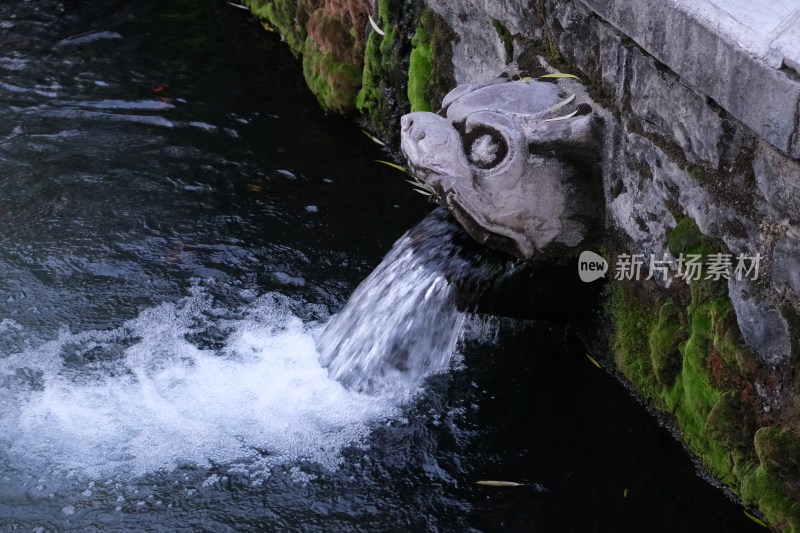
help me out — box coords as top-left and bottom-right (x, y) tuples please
(246, 0), (455, 133)
(355, 0), (396, 126)
(408, 25), (433, 112)
(491, 19), (514, 65)
(608, 217), (800, 530)
(302, 37), (363, 114)
(244, 0), (306, 54)
(354, 0), (413, 141)
(246, 0), (370, 114)
(356, 4), (456, 141)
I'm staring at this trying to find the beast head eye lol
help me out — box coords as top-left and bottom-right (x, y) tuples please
(463, 125), (508, 169)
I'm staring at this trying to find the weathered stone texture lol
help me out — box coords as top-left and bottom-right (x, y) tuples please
(582, 0), (800, 159)
(773, 236), (800, 306)
(625, 49), (726, 169)
(754, 141), (800, 224)
(425, 0), (516, 84)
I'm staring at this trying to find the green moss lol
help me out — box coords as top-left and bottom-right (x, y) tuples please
(706, 392), (750, 448)
(607, 215), (800, 529)
(609, 283), (659, 399)
(755, 427), (800, 478)
(355, 0), (398, 128)
(355, 31), (381, 116)
(666, 217), (702, 256)
(660, 296), (731, 481)
(741, 465), (800, 532)
(491, 19), (514, 65)
(302, 38), (362, 114)
(408, 25), (433, 112)
(244, 0), (305, 54)
(354, 4), (455, 138)
(685, 162), (715, 185)
(648, 300), (686, 384)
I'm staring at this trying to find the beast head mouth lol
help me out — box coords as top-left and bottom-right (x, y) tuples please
(400, 113), (471, 186)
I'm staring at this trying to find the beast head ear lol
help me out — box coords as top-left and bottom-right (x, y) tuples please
(440, 63), (521, 114)
(517, 105), (600, 152)
(441, 84), (480, 113)
(462, 111), (528, 188)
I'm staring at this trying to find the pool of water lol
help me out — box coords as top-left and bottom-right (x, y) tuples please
(0, 0), (764, 531)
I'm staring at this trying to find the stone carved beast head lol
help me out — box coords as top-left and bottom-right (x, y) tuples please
(400, 76), (602, 260)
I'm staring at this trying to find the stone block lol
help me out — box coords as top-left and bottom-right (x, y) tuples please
(729, 278), (793, 366)
(773, 237), (800, 304)
(626, 48), (726, 168)
(754, 141), (800, 223)
(581, 0), (800, 157)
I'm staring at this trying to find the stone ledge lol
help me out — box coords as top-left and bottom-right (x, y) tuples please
(671, 0), (800, 71)
(581, 0), (800, 159)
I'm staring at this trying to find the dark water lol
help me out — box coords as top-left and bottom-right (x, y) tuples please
(0, 0), (764, 531)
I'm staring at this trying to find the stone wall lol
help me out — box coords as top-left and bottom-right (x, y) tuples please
(245, 0), (800, 528)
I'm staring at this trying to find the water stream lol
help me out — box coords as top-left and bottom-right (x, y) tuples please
(0, 0), (764, 531)
(319, 207), (496, 394)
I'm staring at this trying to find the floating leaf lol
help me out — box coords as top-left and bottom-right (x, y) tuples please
(361, 129), (386, 146)
(743, 511), (769, 528)
(542, 109), (578, 123)
(376, 160), (408, 172)
(539, 72), (579, 80)
(247, 183), (262, 192)
(260, 21), (275, 32)
(476, 480), (524, 487)
(585, 353), (602, 368)
(623, 488), (628, 498)
(368, 14), (385, 36)
(550, 93), (575, 114)
(226, 2), (249, 9)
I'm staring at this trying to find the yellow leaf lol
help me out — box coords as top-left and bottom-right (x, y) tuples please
(542, 109), (579, 123)
(585, 353), (602, 368)
(539, 72), (579, 80)
(376, 160), (408, 173)
(247, 183), (262, 192)
(550, 93), (575, 114)
(623, 488), (628, 498)
(260, 21), (275, 32)
(519, 76), (534, 84)
(368, 14), (385, 36)
(361, 129), (386, 146)
(476, 480), (524, 487)
(743, 511), (769, 528)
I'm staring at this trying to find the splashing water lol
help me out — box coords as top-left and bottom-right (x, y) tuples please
(318, 208), (496, 394)
(0, 289), (399, 481)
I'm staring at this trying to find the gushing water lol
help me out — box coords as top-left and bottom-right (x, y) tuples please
(318, 208), (495, 394)
(0, 209), (495, 485)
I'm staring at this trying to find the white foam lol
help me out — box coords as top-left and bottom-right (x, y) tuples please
(0, 290), (400, 479)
